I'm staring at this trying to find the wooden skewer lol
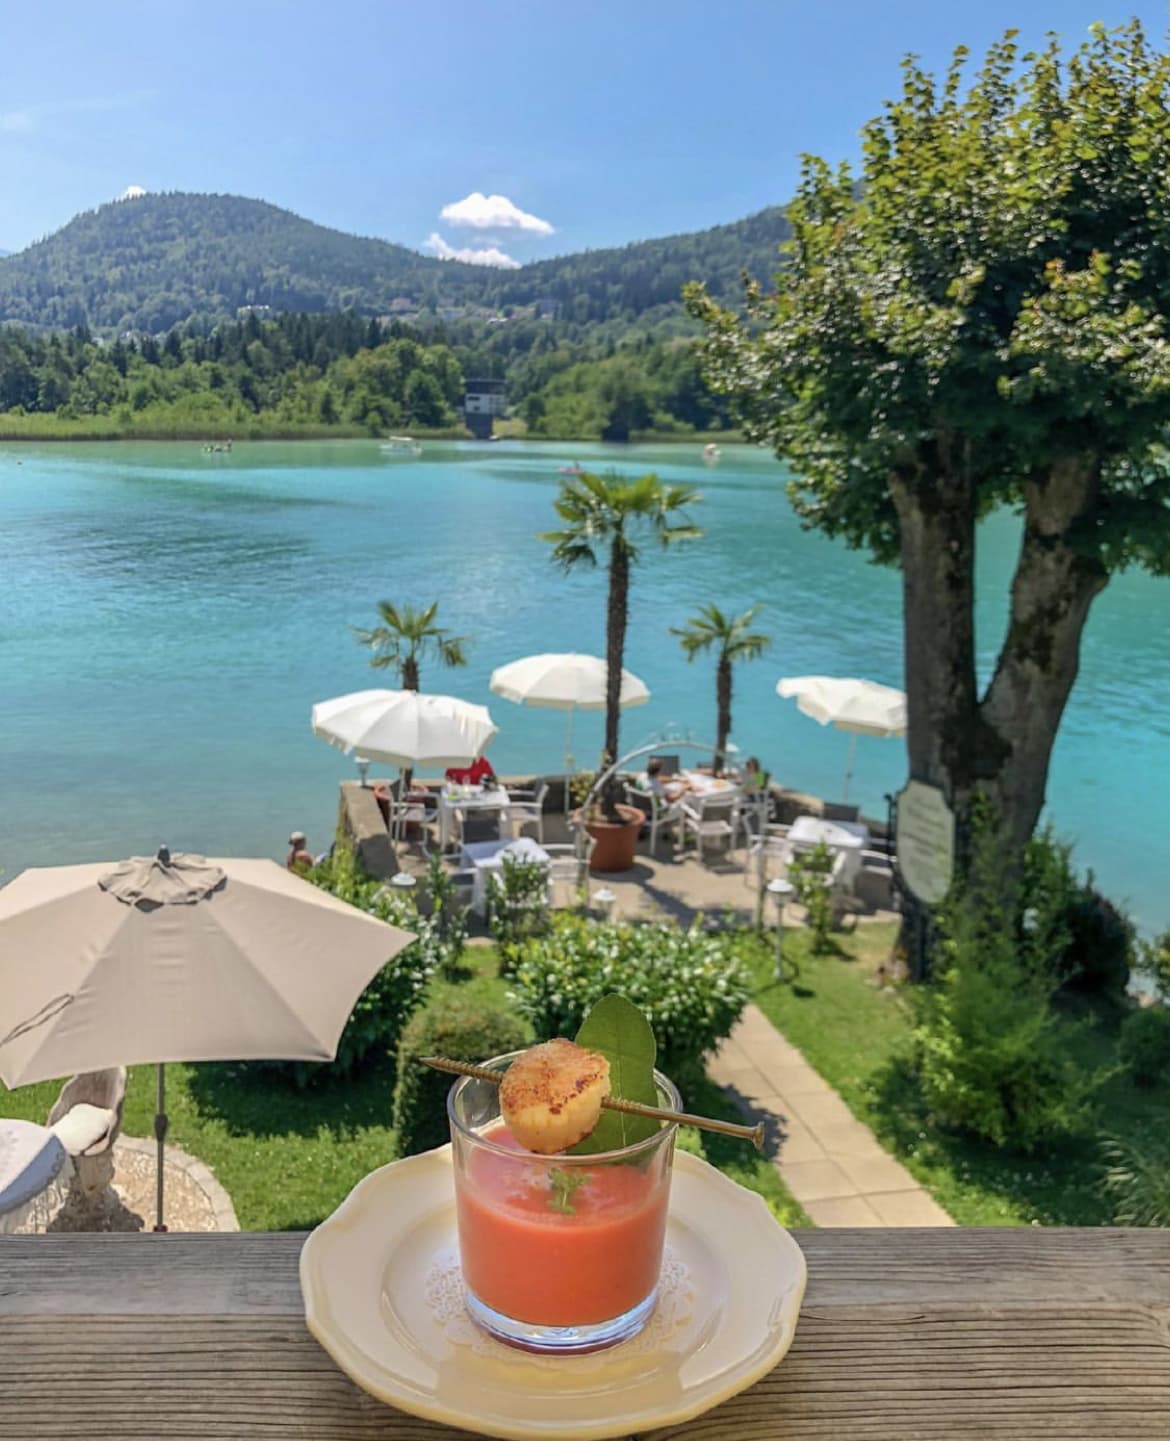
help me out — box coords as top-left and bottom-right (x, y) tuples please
(419, 1055), (765, 1151)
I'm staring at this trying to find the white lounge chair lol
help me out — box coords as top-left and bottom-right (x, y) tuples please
(46, 1068), (130, 1230)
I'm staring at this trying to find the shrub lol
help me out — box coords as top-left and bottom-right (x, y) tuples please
(1102, 1135), (1170, 1226)
(1136, 930), (1170, 1005)
(248, 844), (434, 1085)
(424, 850), (470, 979)
(1021, 831), (1135, 998)
(488, 853), (551, 961)
(508, 914), (751, 1068)
(1119, 1007), (1170, 1087)
(392, 998), (530, 1157)
(788, 842), (835, 954)
(913, 809), (1101, 1152)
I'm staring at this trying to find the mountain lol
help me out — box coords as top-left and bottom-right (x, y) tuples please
(0, 192), (789, 334)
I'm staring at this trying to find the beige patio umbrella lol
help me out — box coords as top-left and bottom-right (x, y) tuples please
(0, 848), (414, 1231)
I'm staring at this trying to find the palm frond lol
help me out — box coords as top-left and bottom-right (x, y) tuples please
(439, 635), (470, 668)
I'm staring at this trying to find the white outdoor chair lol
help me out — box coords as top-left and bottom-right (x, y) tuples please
(387, 796), (429, 845)
(681, 791), (742, 864)
(508, 780), (549, 844)
(734, 787), (770, 850)
(542, 839), (594, 907)
(743, 832), (794, 889)
(625, 784), (685, 856)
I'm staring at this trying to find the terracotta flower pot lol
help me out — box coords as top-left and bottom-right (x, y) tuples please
(576, 804), (645, 874)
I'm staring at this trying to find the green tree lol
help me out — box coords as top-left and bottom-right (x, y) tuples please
(671, 604), (770, 771)
(353, 601), (469, 692)
(403, 368), (447, 427)
(542, 472), (701, 814)
(687, 22), (1170, 887)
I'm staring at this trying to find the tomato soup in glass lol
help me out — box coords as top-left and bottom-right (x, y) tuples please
(448, 1052), (680, 1353)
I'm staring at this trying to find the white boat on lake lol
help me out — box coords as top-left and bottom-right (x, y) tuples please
(381, 435), (422, 457)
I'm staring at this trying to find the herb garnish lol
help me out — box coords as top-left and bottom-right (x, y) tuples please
(547, 1167), (589, 1214)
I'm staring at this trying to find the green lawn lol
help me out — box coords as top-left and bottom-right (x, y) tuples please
(738, 923), (1170, 1225)
(0, 939), (807, 1231)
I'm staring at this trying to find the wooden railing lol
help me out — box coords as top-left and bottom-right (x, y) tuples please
(1, 1230), (1167, 1438)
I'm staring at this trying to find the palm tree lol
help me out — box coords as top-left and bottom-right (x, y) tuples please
(353, 601), (468, 691)
(542, 471), (702, 816)
(672, 604), (770, 773)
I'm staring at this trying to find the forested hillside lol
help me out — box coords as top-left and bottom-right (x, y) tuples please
(0, 311), (733, 441)
(0, 192), (789, 334)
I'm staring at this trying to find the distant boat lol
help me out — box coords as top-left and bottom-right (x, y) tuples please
(381, 436), (422, 457)
(702, 442), (722, 466)
(557, 462), (586, 477)
(202, 440), (233, 454)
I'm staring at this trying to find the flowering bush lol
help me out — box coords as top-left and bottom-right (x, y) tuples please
(508, 914), (751, 1067)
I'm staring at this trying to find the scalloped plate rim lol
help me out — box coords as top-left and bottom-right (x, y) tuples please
(299, 1144), (807, 1441)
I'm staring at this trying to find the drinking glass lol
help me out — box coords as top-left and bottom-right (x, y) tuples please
(448, 1052), (680, 1353)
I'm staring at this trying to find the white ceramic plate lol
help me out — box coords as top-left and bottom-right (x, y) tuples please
(300, 1145), (807, 1441)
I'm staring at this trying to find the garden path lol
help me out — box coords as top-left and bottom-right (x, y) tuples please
(709, 1005), (954, 1227)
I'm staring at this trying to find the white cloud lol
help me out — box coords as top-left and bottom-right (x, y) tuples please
(0, 91), (154, 134)
(119, 185), (147, 200)
(422, 232), (521, 269)
(439, 191), (554, 235)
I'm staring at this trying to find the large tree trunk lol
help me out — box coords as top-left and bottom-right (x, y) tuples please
(603, 539), (630, 819)
(980, 460), (1108, 851)
(892, 453), (1107, 976)
(715, 654), (732, 773)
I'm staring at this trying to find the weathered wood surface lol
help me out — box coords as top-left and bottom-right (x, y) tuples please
(1, 1230), (1167, 1439)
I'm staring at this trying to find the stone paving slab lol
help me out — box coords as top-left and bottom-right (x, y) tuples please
(710, 1003), (954, 1228)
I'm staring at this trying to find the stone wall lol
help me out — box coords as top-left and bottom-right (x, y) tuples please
(336, 781), (398, 880)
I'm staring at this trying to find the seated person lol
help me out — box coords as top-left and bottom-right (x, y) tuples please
(445, 756), (496, 787)
(286, 830), (315, 871)
(645, 757), (687, 804)
(741, 756), (768, 792)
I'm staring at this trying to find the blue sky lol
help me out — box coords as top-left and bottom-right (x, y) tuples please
(3, 1), (1170, 260)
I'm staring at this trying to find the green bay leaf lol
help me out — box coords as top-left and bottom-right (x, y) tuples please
(568, 994), (659, 1155)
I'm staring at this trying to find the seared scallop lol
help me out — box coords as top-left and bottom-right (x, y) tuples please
(499, 1038), (611, 1154)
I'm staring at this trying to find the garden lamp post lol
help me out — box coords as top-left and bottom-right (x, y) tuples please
(767, 877), (795, 982)
(592, 886), (617, 922)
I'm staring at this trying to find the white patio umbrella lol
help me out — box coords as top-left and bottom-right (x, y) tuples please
(0, 849), (414, 1231)
(776, 675), (907, 802)
(489, 653), (650, 769)
(311, 689), (497, 770)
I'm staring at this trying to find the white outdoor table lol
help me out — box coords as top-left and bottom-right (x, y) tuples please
(789, 815), (869, 849)
(789, 815), (870, 891)
(0, 1120), (72, 1236)
(635, 770), (739, 798)
(437, 785), (511, 850)
(458, 836), (550, 915)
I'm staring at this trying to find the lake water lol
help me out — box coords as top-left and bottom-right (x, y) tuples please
(2, 438), (1169, 931)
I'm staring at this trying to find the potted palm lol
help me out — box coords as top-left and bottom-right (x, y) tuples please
(543, 471), (701, 871)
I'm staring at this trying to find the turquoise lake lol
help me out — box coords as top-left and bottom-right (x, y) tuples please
(2, 438), (1168, 931)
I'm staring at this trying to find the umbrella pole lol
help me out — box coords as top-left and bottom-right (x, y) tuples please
(843, 732), (858, 803)
(564, 708), (575, 773)
(153, 1061), (168, 1233)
